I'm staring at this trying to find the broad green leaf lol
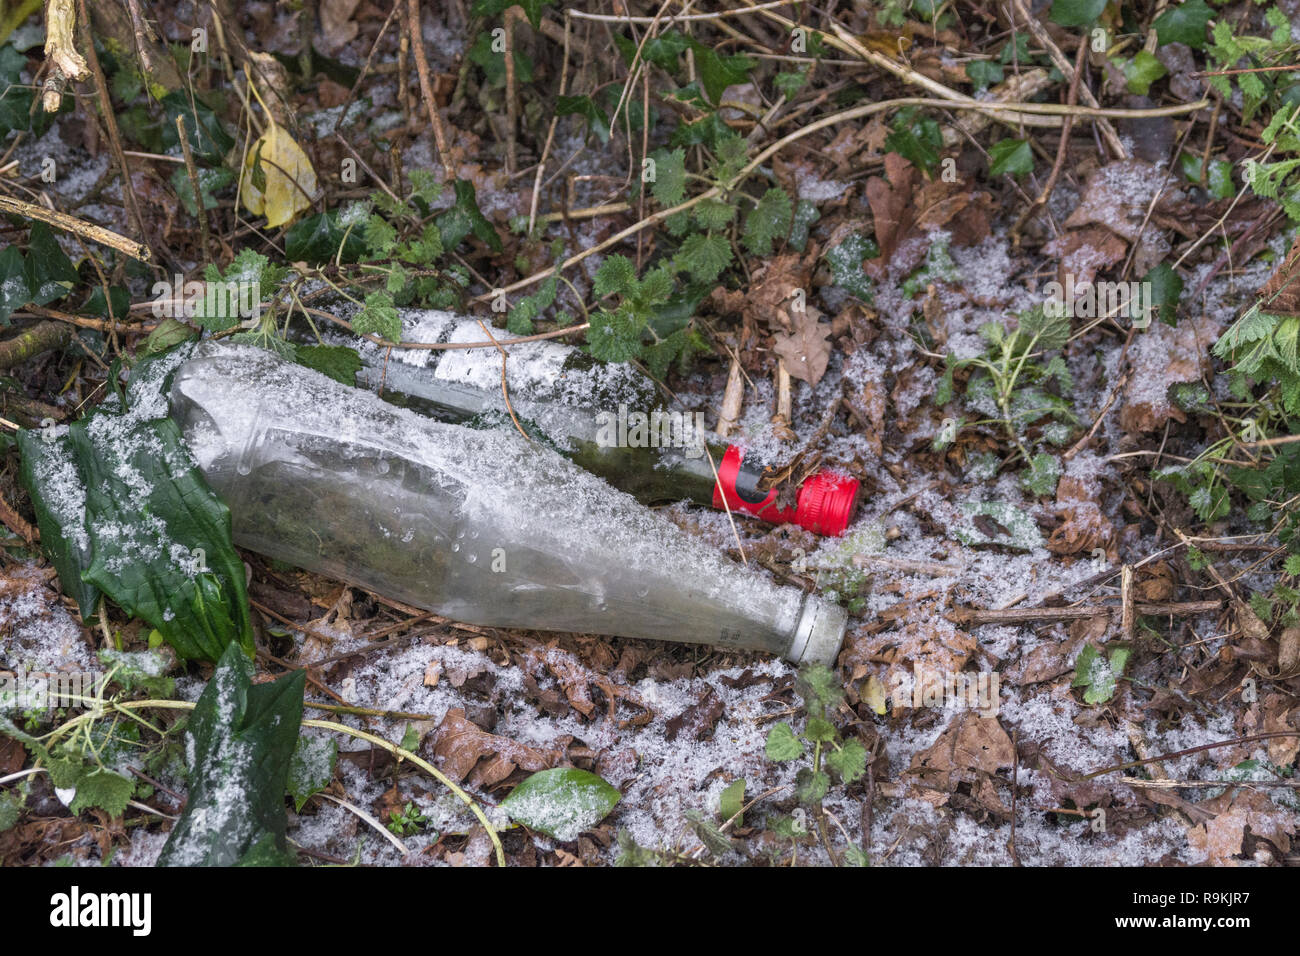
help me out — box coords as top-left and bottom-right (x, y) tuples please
(294, 344), (361, 384)
(1122, 51), (1168, 96)
(161, 91), (234, 165)
(742, 187), (793, 255)
(16, 427), (100, 619)
(498, 767), (621, 841)
(825, 233), (878, 300)
(436, 179), (502, 252)
(1018, 303), (1071, 350)
(23, 222), (77, 307)
(85, 285), (131, 322)
(1021, 452), (1062, 496)
(287, 736), (337, 812)
(965, 59), (1004, 91)
(158, 643), (305, 866)
(1153, 0), (1212, 48)
(1048, 0), (1106, 27)
(826, 738), (868, 784)
(689, 41), (754, 106)
(795, 663), (843, 716)
(718, 778), (745, 826)
(1142, 262), (1184, 325)
(648, 147), (686, 207)
(0, 244), (27, 324)
(957, 500), (1045, 550)
(675, 233), (732, 283)
(788, 198), (820, 252)
(471, 0), (554, 29)
(170, 165), (235, 217)
(795, 767), (829, 805)
(73, 414), (254, 662)
(555, 94), (611, 144)
(1071, 643), (1129, 705)
(353, 290), (400, 342)
(284, 208), (367, 263)
(989, 138), (1034, 177)
(885, 109), (943, 173)
(765, 722), (804, 761)
(804, 716), (837, 744)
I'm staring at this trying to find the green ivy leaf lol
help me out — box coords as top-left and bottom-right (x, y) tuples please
(24, 221), (78, 307)
(284, 208), (367, 264)
(1122, 51), (1168, 96)
(161, 90), (234, 165)
(988, 138), (1034, 177)
(436, 179), (502, 253)
(158, 643), (305, 866)
(170, 165), (235, 217)
(498, 767), (621, 841)
(689, 40), (755, 106)
(1153, 0), (1213, 49)
(825, 233), (878, 300)
(965, 59), (1004, 91)
(555, 94), (611, 144)
(1142, 262), (1184, 326)
(1048, 0), (1107, 28)
(472, 0), (554, 29)
(0, 244), (28, 324)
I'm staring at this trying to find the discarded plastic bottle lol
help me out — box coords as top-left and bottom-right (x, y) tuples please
(306, 312), (860, 536)
(169, 342), (848, 664)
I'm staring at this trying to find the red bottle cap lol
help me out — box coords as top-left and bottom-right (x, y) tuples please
(793, 470), (860, 537)
(711, 445), (859, 536)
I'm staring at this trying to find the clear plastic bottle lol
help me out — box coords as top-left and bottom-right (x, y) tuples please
(302, 312), (860, 535)
(169, 342), (847, 664)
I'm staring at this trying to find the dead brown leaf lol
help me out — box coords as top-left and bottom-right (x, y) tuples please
(772, 313), (832, 386)
(908, 712), (1014, 791)
(430, 707), (561, 789)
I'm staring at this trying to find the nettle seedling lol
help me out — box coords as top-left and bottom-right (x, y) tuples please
(764, 663), (869, 865)
(934, 304), (1078, 494)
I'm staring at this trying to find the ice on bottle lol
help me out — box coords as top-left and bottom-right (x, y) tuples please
(300, 312), (860, 535)
(168, 342), (847, 664)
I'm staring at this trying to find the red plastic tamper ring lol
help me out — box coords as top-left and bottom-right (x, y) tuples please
(794, 472), (860, 536)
